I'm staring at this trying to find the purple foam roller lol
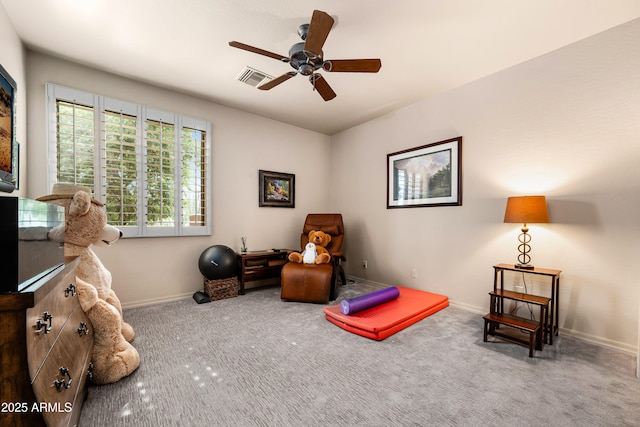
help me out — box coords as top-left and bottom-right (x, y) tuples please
(340, 286), (400, 315)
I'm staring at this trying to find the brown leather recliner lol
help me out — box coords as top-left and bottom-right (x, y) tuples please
(281, 214), (346, 303)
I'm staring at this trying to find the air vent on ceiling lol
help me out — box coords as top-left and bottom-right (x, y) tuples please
(236, 66), (272, 87)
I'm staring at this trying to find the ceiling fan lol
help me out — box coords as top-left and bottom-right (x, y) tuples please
(229, 10), (382, 101)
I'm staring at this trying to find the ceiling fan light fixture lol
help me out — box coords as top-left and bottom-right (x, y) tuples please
(298, 63), (314, 76)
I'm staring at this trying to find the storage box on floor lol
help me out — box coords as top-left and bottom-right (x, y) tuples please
(204, 276), (239, 301)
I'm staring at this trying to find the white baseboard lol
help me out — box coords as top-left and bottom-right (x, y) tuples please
(559, 328), (637, 355)
(345, 275), (389, 289)
(448, 300), (485, 315)
(122, 291), (193, 310)
(346, 275), (638, 356)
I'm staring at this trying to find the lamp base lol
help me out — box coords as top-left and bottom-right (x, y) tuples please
(515, 263), (535, 270)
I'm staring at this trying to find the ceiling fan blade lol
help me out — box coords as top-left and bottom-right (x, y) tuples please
(257, 72), (297, 90)
(229, 41), (290, 62)
(304, 10), (334, 57)
(310, 74), (336, 101)
(323, 59), (382, 73)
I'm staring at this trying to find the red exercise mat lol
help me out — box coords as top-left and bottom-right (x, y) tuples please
(324, 286), (449, 340)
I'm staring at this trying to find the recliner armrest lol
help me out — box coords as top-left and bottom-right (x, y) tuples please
(331, 251), (346, 262)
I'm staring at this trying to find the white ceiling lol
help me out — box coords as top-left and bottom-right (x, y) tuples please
(2, 0), (640, 135)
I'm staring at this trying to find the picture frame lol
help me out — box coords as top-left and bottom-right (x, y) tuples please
(259, 170), (295, 208)
(387, 136), (462, 208)
(0, 63), (17, 192)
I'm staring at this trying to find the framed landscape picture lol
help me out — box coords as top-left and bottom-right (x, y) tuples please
(259, 170), (295, 208)
(0, 64), (17, 191)
(387, 136), (462, 208)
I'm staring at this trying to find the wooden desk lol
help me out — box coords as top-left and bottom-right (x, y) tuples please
(493, 263), (561, 345)
(237, 250), (290, 295)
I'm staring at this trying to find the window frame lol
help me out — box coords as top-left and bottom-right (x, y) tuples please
(46, 83), (212, 238)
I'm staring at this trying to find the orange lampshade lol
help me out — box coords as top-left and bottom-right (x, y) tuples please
(503, 196), (549, 224)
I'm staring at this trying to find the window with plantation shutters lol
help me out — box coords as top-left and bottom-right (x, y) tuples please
(55, 100), (95, 188)
(104, 108), (138, 227)
(145, 113), (176, 229)
(46, 84), (212, 237)
(181, 123), (207, 228)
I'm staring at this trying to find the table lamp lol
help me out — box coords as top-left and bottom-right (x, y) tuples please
(503, 195), (549, 269)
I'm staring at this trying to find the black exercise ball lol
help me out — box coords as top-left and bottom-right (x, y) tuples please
(198, 245), (237, 280)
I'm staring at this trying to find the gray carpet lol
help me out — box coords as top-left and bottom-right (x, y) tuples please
(79, 280), (640, 426)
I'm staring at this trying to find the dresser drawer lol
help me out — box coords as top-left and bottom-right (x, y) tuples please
(31, 304), (93, 427)
(26, 266), (79, 379)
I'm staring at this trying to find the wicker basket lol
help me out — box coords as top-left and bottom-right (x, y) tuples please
(204, 276), (239, 301)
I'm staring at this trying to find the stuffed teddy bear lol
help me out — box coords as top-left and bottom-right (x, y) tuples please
(38, 183), (139, 384)
(289, 230), (332, 264)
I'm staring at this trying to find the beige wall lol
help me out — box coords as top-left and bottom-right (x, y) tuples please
(330, 18), (640, 351)
(25, 52), (331, 307)
(0, 3), (26, 197)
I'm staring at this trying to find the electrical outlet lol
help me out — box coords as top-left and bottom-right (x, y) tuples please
(411, 268), (418, 279)
(362, 260), (368, 269)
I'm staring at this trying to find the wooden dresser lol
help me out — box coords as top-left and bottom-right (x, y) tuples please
(0, 258), (94, 427)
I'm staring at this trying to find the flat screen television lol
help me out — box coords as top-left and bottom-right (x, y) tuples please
(0, 64), (17, 193)
(0, 197), (65, 293)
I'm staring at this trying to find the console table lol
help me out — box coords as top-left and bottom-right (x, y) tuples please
(237, 250), (290, 295)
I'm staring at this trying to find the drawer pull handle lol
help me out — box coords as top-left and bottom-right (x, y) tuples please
(77, 322), (90, 335)
(65, 283), (77, 297)
(36, 312), (53, 334)
(54, 367), (73, 391)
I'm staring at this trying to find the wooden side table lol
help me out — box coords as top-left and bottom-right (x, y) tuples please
(493, 264), (561, 344)
(237, 250), (291, 295)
